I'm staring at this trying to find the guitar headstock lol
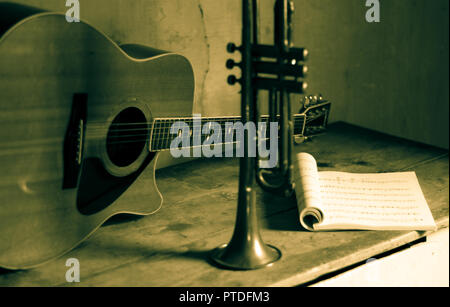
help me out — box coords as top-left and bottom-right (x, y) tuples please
(303, 94), (331, 136)
(297, 94), (331, 138)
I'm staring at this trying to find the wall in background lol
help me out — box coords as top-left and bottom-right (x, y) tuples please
(8, 0), (449, 149)
(287, 0), (449, 149)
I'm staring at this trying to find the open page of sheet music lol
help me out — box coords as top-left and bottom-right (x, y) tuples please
(293, 153), (437, 231)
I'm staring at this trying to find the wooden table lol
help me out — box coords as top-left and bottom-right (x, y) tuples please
(0, 122), (448, 286)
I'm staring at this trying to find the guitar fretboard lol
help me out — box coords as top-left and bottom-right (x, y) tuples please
(150, 115), (306, 151)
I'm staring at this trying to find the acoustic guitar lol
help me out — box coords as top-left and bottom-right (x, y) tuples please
(0, 3), (331, 269)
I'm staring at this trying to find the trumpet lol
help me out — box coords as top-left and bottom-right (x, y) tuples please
(210, 0), (308, 270)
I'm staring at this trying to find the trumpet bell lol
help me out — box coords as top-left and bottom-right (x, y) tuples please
(210, 185), (282, 270)
(210, 241), (281, 270)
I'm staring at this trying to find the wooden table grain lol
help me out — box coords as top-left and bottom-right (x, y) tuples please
(0, 122), (448, 286)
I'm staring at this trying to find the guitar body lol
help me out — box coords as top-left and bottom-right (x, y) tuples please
(0, 4), (195, 269)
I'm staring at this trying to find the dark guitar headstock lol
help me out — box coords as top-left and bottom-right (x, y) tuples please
(298, 94), (331, 139)
(303, 94), (331, 136)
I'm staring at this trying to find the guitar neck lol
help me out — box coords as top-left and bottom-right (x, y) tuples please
(148, 101), (331, 152)
(149, 114), (306, 152)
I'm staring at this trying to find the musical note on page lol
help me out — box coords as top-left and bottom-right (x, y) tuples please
(293, 153), (437, 231)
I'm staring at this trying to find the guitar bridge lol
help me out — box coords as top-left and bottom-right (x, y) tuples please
(63, 93), (87, 189)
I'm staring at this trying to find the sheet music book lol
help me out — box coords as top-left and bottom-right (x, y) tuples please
(293, 153), (437, 231)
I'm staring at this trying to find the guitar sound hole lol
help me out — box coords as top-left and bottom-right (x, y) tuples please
(106, 107), (148, 167)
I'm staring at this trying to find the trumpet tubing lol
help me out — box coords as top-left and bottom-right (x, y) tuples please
(210, 0), (308, 270)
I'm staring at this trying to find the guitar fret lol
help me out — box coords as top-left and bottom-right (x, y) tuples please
(156, 120), (161, 150)
(166, 119), (171, 150)
(163, 120), (169, 150)
(156, 120), (160, 150)
(159, 120), (165, 150)
(152, 120), (159, 150)
(165, 120), (170, 149)
(168, 119), (174, 149)
(149, 120), (156, 151)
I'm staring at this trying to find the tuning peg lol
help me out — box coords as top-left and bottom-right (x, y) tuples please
(227, 75), (241, 85)
(311, 94), (326, 105)
(312, 95), (319, 105)
(227, 43), (241, 54)
(303, 48), (309, 60)
(302, 65), (308, 76)
(317, 93), (324, 102)
(302, 95), (311, 109)
(306, 94), (319, 106)
(226, 59), (241, 70)
(299, 92), (313, 113)
(289, 0), (295, 13)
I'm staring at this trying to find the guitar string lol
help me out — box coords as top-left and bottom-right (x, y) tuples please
(106, 123), (303, 138)
(93, 117), (310, 137)
(88, 116), (306, 128)
(104, 119), (314, 147)
(104, 119), (307, 135)
(80, 102), (329, 129)
(91, 114), (276, 126)
(107, 132), (308, 147)
(89, 119), (306, 132)
(80, 113), (317, 147)
(106, 125), (311, 147)
(86, 108), (323, 127)
(96, 119), (308, 141)
(84, 112), (316, 147)
(90, 116), (308, 131)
